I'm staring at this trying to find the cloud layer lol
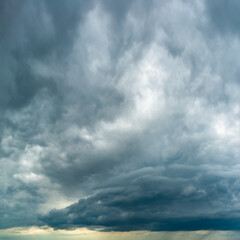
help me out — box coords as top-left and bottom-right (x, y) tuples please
(0, 0), (240, 231)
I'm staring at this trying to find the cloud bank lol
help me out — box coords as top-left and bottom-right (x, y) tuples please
(0, 0), (240, 231)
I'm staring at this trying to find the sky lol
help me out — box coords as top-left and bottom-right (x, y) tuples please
(0, 0), (240, 239)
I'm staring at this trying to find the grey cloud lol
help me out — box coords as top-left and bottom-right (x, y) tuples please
(0, 0), (94, 228)
(206, 0), (240, 35)
(0, 0), (94, 111)
(0, 0), (240, 232)
(41, 178), (240, 231)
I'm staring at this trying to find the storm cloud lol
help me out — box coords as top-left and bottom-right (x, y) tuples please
(0, 0), (240, 231)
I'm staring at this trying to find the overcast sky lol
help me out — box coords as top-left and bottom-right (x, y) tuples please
(0, 0), (240, 237)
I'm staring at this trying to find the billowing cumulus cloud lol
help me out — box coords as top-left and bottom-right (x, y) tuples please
(0, 0), (240, 232)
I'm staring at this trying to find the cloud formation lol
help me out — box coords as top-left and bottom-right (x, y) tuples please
(0, 0), (240, 231)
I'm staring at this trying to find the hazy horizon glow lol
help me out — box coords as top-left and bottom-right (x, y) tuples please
(1, 227), (240, 240)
